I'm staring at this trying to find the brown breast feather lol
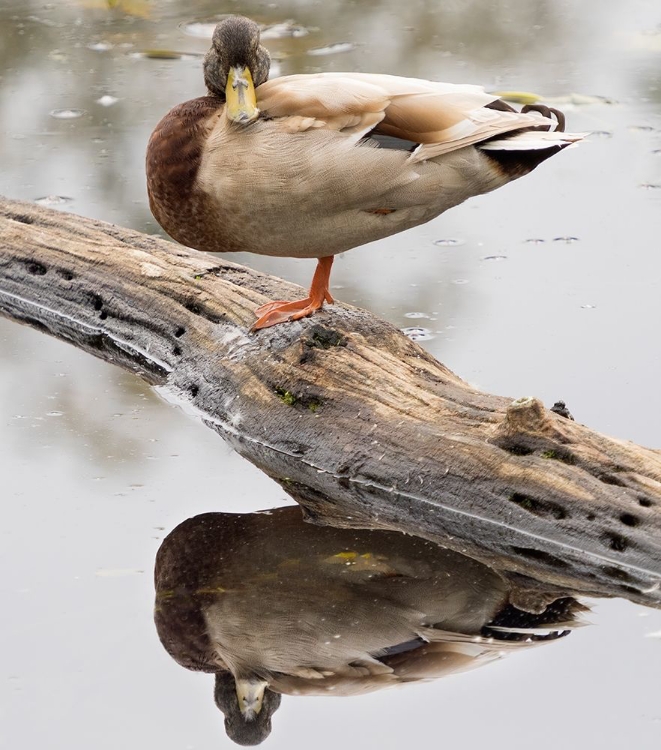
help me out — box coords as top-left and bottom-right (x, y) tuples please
(146, 96), (226, 251)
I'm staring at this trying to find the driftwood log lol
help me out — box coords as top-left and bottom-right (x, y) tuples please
(1, 196), (660, 612)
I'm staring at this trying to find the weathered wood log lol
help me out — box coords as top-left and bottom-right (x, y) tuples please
(1, 196), (660, 611)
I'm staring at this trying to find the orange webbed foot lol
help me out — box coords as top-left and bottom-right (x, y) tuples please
(251, 257), (335, 331)
(251, 298), (321, 330)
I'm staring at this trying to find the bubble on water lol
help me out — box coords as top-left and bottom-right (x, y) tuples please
(581, 304), (597, 309)
(88, 41), (113, 52)
(404, 312), (431, 319)
(452, 278), (469, 285)
(553, 236), (579, 244)
(50, 108), (86, 119)
(34, 195), (73, 206)
(96, 95), (119, 107)
(401, 327), (435, 342)
(308, 42), (355, 56)
(482, 255), (507, 261)
(524, 238), (545, 245)
(433, 238), (465, 247)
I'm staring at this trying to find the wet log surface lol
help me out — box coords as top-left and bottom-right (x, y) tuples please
(1, 196), (660, 611)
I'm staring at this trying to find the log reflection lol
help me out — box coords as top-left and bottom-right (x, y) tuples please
(154, 507), (585, 745)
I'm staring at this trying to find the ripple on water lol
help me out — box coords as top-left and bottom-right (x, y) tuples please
(178, 20), (219, 38)
(261, 21), (312, 39)
(34, 195), (73, 206)
(308, 42), (355, 56)
(482, 255), (508, 261)
(129, 50), (203, 61)
(401, 327), (435, 342)
(553, 236), (579, 244)
(49, 108), (86, 119)
(629, 125), (657, 133)
(180, 17), (312, 39)
(524, 238), (545, 245)
(433, 238), (465, 247)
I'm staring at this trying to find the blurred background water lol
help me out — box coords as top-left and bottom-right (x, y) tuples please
(1, 0), (660, 748)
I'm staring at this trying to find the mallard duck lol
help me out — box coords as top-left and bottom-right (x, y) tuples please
(146, 16), (584, 330)
(154, 508), (585, 746)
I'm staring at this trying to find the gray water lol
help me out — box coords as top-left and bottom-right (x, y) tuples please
(1, 0), (660, 748)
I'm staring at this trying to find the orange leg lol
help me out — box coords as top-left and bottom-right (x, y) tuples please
(252, 257), (335, 331)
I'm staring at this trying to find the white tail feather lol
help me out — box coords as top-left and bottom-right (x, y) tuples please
(479, 130), (588, 151)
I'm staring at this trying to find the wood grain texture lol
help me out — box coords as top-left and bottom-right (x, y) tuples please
(1, 196), (660, 611)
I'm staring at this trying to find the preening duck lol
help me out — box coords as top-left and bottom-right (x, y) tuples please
(146, 15), (584, 330)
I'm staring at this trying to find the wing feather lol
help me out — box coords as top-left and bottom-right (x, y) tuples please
(256, 72), (583, 159)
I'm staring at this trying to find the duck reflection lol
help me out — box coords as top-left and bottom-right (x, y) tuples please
(154, 507), (585, 745)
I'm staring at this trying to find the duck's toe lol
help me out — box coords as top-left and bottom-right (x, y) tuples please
(251, 297), (326, 331)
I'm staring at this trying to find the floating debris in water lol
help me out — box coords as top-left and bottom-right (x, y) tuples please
(524, 238), (546, 245)
(49, 108), (86, 119)
(433, 238), (465, 247)
(96, 95), (119, 107)
(88, 41), (113, 52)
(308, 42), (355, 56)
(553, 236), (579, 244)
(261, 20), (312, 39)
(401, 326), (435, 342)
(482, 255), (508, 261)
(34, 195), (73, 206)
(404, 312), (431, 319)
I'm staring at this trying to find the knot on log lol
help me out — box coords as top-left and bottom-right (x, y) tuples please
(490, 396), (576, 460)
(507, 578), (571, 614)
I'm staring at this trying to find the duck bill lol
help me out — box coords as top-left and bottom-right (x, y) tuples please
(226, 66), (259, 124)
(236, 678), (267, 721)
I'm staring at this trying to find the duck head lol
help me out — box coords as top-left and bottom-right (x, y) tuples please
(203, 16), (270, 124)
(214, 672), (281, 746)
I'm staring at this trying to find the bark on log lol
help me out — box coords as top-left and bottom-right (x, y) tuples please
(1, 196), (660, 612)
